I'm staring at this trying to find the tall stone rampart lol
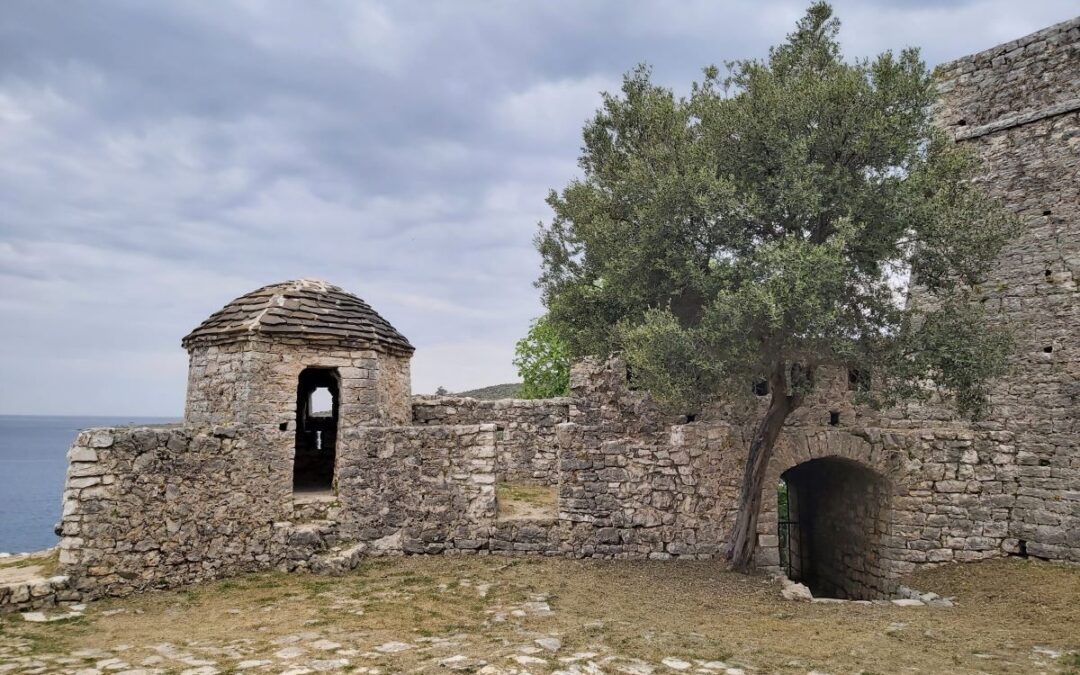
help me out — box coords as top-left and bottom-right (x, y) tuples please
(933, 16), (1079, 562)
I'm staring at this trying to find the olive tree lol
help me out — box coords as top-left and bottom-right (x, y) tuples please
(535, 3), (1016, 571)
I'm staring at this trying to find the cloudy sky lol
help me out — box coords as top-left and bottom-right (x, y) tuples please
(1, 1), (1076, 416)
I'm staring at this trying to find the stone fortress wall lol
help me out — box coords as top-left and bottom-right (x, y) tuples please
(53, 352), (1055, 603)
(932, 16), (1079, 562)
(5, 18), (1076, 615)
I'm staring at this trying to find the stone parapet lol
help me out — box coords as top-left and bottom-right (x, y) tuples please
(58, 426), (291, 598)
(412, 396), (571, 482)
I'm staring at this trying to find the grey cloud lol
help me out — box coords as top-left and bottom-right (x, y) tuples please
(0, 0), (1077, 413)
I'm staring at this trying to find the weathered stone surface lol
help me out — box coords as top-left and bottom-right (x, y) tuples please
(182, 279), (413, 356)
(780, 580), (814, 603)
(412, 396), (571, 483)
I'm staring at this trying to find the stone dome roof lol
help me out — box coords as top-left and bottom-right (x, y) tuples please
(182, 279), (414, 355)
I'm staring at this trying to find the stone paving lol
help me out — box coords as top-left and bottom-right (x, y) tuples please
(1, 610), (1072, 675)
(0, 617), (755, 675)
(1, 556), (1077, 675)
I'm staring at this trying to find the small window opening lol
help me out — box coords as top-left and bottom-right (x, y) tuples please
(294, 368), (339, 494)
(829, 411), (841, 426)
(279, 422), (288, 431)
(310, 387), (333, 414)
(753, 380), (770, 396)
(847, 368), (871, 392)
(685, 413), (697, 423)
(1045, 269), (1052, 279)
(1042, 210), (1052, 216)
(1043, 345), (1053, 353)
(956, 119), (967, 126)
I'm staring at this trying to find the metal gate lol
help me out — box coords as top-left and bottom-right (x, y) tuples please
(777, 480), (801, 580)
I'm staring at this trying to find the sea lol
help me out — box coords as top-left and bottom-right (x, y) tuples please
(0, 415), (179, 554)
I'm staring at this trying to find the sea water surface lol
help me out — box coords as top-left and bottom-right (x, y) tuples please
(0, 415), (178, 554)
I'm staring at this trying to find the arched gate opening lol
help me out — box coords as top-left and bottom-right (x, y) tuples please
(778, 457), (892, 599)
(293, 367), (340, 493)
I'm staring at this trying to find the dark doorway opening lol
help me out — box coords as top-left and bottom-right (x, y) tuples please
(294, 367), (340, 493)
(778, 457), (891, 599)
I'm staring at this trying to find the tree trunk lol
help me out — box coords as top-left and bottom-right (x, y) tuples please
(725, 372), (802, 572)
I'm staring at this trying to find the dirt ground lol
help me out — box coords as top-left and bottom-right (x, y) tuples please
(1, 555), (1078, 674)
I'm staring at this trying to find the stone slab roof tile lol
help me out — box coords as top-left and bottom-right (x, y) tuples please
(181, 279), (414, 355)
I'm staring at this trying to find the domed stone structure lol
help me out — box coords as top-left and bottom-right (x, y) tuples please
(181, 278), (413, 355)
(182, 279), (413, 490)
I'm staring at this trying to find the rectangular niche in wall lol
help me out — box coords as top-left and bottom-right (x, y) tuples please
(294, 367), (340, 494)
(495, 482), (557, 522)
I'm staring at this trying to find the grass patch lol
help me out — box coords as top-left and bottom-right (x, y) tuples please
(496, 482), (558, 521)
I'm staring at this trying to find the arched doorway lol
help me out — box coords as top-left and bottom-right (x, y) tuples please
(778, 457), (892, 599)
(294, 367), (340, 493)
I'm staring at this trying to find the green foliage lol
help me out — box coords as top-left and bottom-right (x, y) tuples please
(536, 2), (1017, 418)
(513, 315), (570, 399)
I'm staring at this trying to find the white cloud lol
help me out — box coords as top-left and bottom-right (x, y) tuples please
(494, 76), (618, 146)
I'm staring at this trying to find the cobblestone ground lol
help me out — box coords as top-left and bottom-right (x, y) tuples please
(0, 556), (1077, 674)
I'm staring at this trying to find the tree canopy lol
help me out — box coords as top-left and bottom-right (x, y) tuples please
(534, 2), (1016, 569)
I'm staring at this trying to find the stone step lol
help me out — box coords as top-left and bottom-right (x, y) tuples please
(292, 493), (340, 523)
(309, 542), (368, 576)
(284, 520), (342, 564)
(0, 574), (79, 615)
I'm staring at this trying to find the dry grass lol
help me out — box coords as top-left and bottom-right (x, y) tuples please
(0, 550), (59, 584)
(496, 482), (558, 521)
(2, 556), (1079, 673)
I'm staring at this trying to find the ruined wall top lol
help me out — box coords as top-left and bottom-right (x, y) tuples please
(935, 16), (1079, 137)
(181, 279), (414, 355)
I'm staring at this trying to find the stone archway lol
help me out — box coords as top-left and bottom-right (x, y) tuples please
(294, 367), (340, 493)
(757, 429), (903, 599)
(779, 457), (891, 599)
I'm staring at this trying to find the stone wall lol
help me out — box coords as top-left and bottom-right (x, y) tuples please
(933, 15), (1080, 563)
(184, 339), (411, 431)
(411, 397), (570, 482)
(0, 555), (79, 615)
(756, 424), (1024, 585)
(334, 424), (498, 551)
(57, 353), (1057, 602)
(58, 426), (290, 598)
(377, 352), (413, 426)
(555, 419), (740, 559)
(934, 17), (1079, 133)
